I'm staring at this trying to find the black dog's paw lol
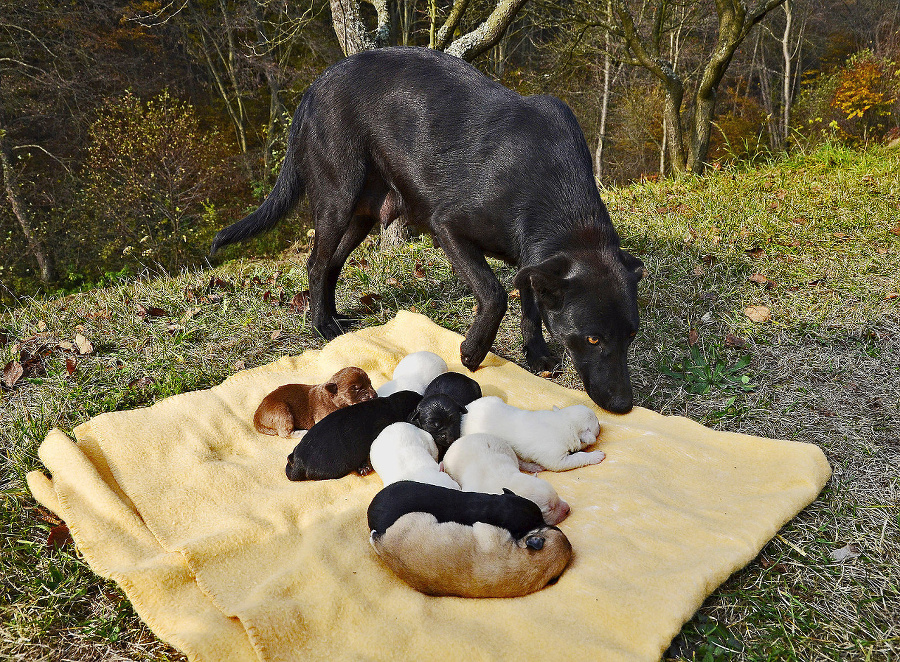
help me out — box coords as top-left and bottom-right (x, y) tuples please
(524, 345), (560, 375)
(313, 316), (354, 340)
(460, 338), (489, 371)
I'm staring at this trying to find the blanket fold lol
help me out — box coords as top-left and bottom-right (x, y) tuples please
(27, 310), (831, 661)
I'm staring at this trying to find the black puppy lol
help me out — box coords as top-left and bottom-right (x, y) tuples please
(285, 390), (422, 481)
(422, 372), (482, 408)
(407, 393), (465, 459)
(210, 47), (643, 413)
(368, 481), (547, 541)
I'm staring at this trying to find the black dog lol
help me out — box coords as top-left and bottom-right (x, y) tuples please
(367, 481), (547, 541)
(422, 372), (482, 409)
(210, 47), (643, 413)
(286, 390), (422, 481)
(407, 393), (466, 458)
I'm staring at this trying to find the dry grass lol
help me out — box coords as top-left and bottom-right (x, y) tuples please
(2, 143), (899, 660)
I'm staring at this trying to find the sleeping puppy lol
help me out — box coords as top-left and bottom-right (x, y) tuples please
(367, 480), (545, 540)
(461, 396), (605, 472)
(377, 351), (448, 397)
(369, 422), (461, 490)
(407, 393), (466, 458)
(254, 367), (376, 437)
(422, 371), (483, 408)
(370, 512), (572, 598)
(442, 433), (570, 525)
(285, 390), (422, 481)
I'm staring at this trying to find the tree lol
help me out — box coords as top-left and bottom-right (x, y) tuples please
(598, 0), (787, 174)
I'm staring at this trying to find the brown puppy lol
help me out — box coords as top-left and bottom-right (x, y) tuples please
(254, 367), (376, 437)
(370, 512), (572, 598)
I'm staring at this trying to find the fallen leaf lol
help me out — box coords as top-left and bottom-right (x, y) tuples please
(359, 293), (383, 313)
(688, 328), (699, 346)
(34, 507), (62, 525)
(540, 371), (551, 378)
(386, 277), (399, 287)
(509, 289), (520, 300)
(701, 254), (717, 265)
(775, 189), (787, 200)
(724, 334), (747, 349)
(37, 321), (47, 332)
(749, 273), (769, 285)
(289, 290), (310, 313)
(829, 544), (860, 562)
(886, 292), (899, 300)
(47, 524), (73, 549)
(127, 376), (154, 389)
(270, 330), (283, 341)
(349, 257), (369, 269)
(165, 323), (185, 334)
(207, 276), (232, 292)
(745, 246), (765, 259)
(65, 357), (77, 376)
(744, 306), (771, 323)
(74, 334), (94, 355)
(692, 265), (704, 276)
(891, 223), (900, 236)
(2, 361), (24, 388)
(768, 200), (780, 210)
(233, 360), (246, 371)
(57, 341), (75, 352)
(414, 262), (426, 278)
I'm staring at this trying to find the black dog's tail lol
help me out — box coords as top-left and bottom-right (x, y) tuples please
(210, 107), (308, 256)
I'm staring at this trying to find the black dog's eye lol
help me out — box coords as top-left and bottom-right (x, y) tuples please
(629, 331), (637, 339)
(586, 336), (600, 345)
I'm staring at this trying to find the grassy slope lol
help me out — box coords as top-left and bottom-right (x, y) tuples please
(1, 144), (898, 660)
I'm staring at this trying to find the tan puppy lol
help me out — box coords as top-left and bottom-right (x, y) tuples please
(370, 512), (572, 598)
(254, 367), (376, 437)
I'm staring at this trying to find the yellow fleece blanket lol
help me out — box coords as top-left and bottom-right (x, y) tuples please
(27, 311), (831, 662)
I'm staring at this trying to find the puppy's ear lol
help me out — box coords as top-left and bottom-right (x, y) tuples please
(620, 249), (645, 281)
(525, 535), (545, 551)
(407, 410), (421, 425)
(324, 381), (338, 395)
(552, 405), (561, 411)
(459, 405), (468, 414)
(502, 488), (517, 496)
(514, 254), (571, 310)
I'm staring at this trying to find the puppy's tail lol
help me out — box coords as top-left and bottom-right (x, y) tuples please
(210, 104), (308, 256)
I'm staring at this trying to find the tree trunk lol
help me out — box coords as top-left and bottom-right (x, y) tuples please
(330, 0), (376, 54)
(663, 76), (687, 173)
(595, 0), (612, 180)
(0, 129), (57, 284)
(780, 0), (792, 146)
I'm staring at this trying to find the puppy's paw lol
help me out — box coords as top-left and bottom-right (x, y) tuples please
(518, 460), (545, 473)
(356, 463), (374, 477)
(524, 349), (560, 375)
(582, 450), (606, 466)
(289, 430), (305, 439)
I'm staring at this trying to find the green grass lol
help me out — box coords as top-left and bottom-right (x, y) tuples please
(2, 143), (899, 659)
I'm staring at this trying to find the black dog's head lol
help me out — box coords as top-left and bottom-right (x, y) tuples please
(408, 394), (466, 457)
(515, 248), (644, 414)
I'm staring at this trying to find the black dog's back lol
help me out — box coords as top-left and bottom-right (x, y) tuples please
(422, 372), (482, 408)
(286, 390), (422, 481)
(368, 481), (545, 540)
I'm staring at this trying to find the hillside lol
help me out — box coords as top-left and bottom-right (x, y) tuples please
(2, 144), (899, 660)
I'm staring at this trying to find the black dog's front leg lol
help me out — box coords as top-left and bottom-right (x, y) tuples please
(435, 228), (507, 371)
(519, 284), (559, 373)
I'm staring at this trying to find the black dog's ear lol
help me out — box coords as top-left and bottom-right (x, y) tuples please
(460, 405), (468, 414)
(407, 410), (421, 425)
(502, 488), (517, 496)
(620, 250), (645, 281)
(514, 254), (572, 309)
(324, 382), (338, 395)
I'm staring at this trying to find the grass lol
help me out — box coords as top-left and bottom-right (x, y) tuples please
(2, 143), (899, 660)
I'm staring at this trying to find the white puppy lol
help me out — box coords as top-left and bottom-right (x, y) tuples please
(460, 396), (605, 471)
(370, 422), (461, 490)
(377, 351), (448, 397)
(442, 433), (570, 525)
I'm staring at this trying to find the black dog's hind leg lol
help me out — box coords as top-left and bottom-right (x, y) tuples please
(519, 284), (560, 373)
(435, 227), (508, 371)
(308, 197), (374, 339)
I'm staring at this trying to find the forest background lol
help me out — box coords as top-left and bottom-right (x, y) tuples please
(1, 0), (899, 300)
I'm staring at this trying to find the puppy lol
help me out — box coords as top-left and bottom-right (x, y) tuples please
(461, 396), (605, 472)
(285, 391), (422, 481)
(367, 480), (545, 541)
(370, 512), (572, 598)
(421, 371), (482, 407)
(369, 422), (461, 490)
(442, 433), (570, 525)
(377, 351), (448, 397)
(407, 393), (466, 458)
(254, 367), (376, 437)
